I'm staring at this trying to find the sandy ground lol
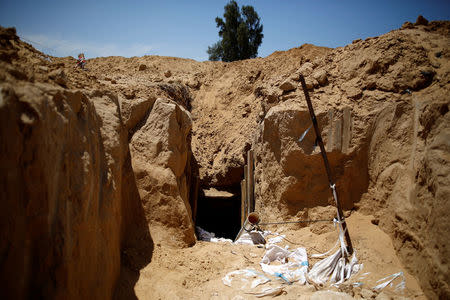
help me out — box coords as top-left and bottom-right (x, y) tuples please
(133, 212), (425, 299)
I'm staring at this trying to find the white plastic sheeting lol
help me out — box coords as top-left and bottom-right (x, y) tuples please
(220, 222), (410, 299)
(245, 286), (285, 298)
(307, 218), (362, 285)
(267, 234), (285, 244)
(222, 239), (362, 291)
(373, 271), (405, 292)
(196, 226), (233, 243)
(211, 237), (233, 243)
(308, 249), (361, 285)
(234, 230), (271, 245)
(222, 269), (270, 289)
(197, 226), (272, 245)
(260, 245), (309, 284)
(223, 222), (363, 289)
(220, 218), (366, 292)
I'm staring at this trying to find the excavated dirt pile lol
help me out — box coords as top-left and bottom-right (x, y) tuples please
(0, 17), (449, 299)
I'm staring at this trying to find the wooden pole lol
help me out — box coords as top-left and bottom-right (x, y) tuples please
(241, 179), (247, 227)
(244, 165), (248, 221)
(299, 74), (353, 255)
(236, 178), (248, 242)
(247, 150), (255, 214)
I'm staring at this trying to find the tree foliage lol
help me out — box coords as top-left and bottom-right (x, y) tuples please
(207, 41), (223, 61)
(208, 1), (263, 62)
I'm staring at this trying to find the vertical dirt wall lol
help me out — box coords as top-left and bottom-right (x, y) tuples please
(254, 99), (369, 222)
(0, 84), (127, 299)
(129, 98), (196, 248)
(360, 89), (450, 298)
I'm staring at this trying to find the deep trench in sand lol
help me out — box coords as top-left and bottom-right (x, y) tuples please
(195, 185), (242, 240)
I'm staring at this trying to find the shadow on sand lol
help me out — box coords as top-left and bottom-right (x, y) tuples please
(114, 151), (154, 300)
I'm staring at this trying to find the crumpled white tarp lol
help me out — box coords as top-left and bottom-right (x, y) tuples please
(196, 226), (233, 243)
(235, 230), (271, 245)
(260, 245), (309, 284)
(222, 219), (364, 290)
(222, 269), (270, 289)
(308, 249), (361, 285)
(307, 219), (362, 285)
(211, 237), (233, 243)
(267, 234), (285, 245)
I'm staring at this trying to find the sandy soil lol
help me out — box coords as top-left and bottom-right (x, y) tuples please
(132, 212), (425, 299)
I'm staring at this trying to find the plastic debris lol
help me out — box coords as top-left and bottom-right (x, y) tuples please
(358, 272), (371, 279)
(245, 286), (285, 298)
(275, 272), (292, 285)
(260, 245), (309, 284)
(299, 124), (312, 142)
(196, 226), (233, 243)
(235, 230), (271, 245)
(267, 234), (285, 245)
(261, 244), (291, 264)
(211, 237), (233, 243)
(354, 271), (370, 284)
(307, 219), (362, 286)
(373, 271), (405, 292)
(308, 249), (361, 286)
(223, 224), (362, 291)
(222, 269), (270, 289)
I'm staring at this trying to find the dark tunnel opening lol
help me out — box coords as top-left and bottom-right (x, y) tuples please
(195, 186), (242, 240)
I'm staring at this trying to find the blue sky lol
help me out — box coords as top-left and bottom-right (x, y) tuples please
(1, 0), (449, 61)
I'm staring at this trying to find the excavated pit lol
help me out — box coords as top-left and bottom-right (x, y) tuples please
(2, 20), (450, 299)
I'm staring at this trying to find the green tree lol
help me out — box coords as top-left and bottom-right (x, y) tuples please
(207, 41), (223, 61)
(208, 1), (263, 62)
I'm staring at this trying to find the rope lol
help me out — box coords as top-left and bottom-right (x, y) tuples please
(265, 232), (303, 245)
(264, 233), (332, 255)
(259, 219), (332, 225)
(235, 217), (333, 242)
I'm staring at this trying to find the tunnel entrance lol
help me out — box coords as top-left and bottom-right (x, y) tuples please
(195, 187), (242, 240)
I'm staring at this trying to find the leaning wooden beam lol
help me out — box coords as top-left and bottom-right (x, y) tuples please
(299, 74), (354, 255)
